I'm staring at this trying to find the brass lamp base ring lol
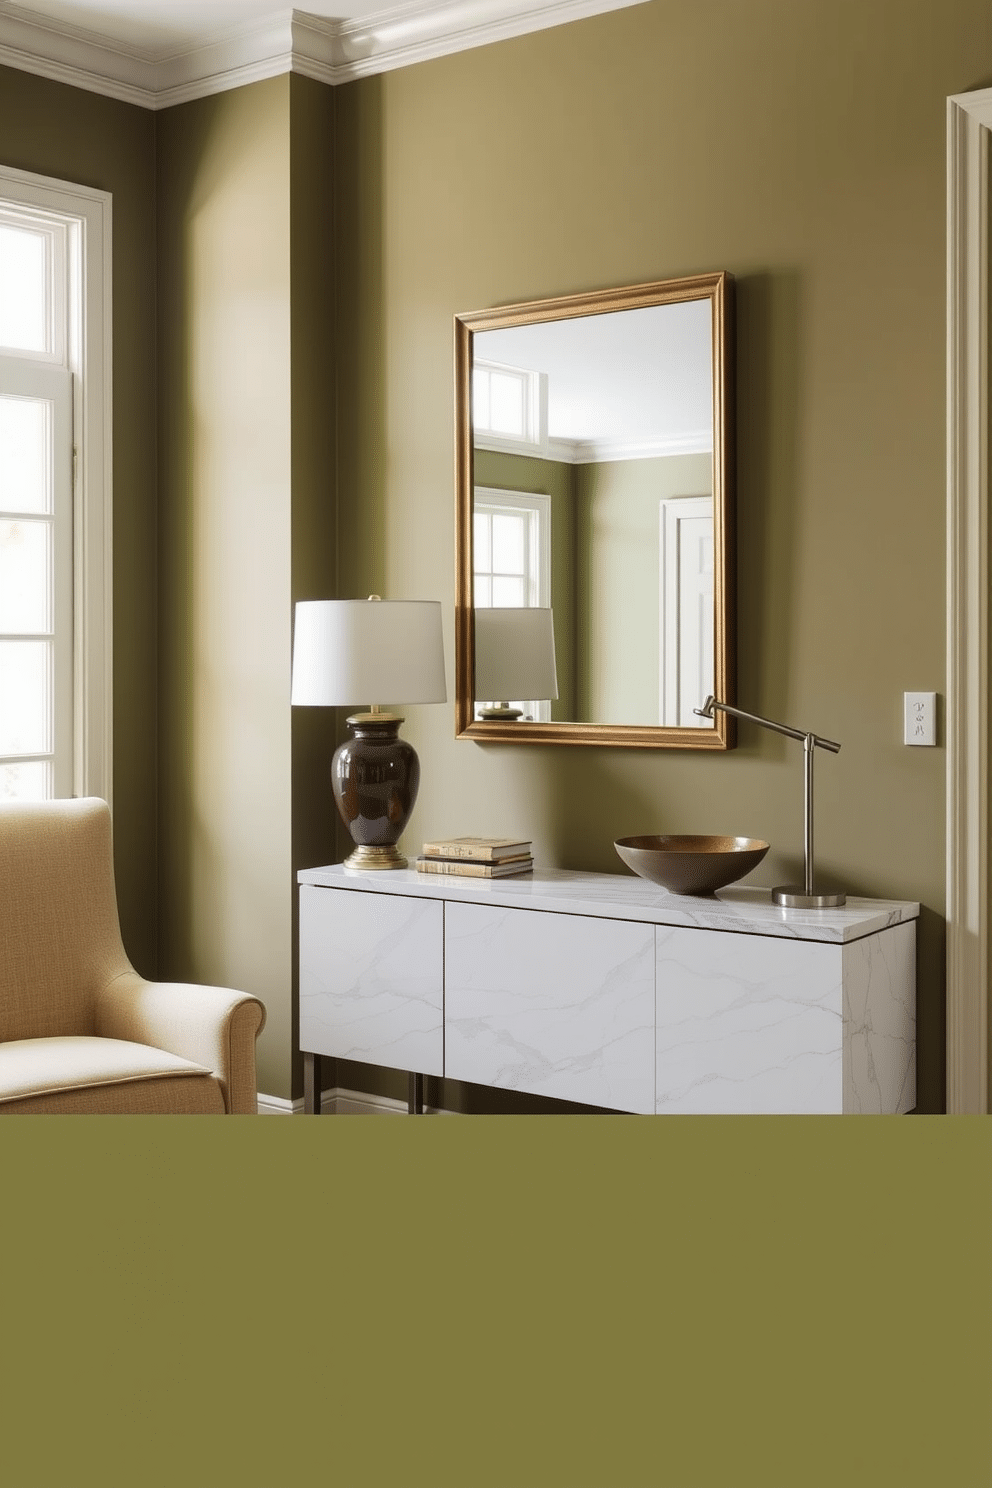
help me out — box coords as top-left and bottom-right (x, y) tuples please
(343, 844), (409, 872)
(773, 885), (847, 909)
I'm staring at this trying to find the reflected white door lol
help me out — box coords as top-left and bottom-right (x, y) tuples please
(660, 496), (713, 727)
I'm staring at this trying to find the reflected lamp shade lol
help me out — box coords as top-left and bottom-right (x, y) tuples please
(292, 598), (447, 871)
(474, 607), (558, 721)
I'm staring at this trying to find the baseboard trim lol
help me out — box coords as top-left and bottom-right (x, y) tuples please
(257, 1085), (450, 1116)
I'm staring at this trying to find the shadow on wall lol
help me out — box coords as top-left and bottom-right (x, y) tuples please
(735, 269), (803, 719)
(333, 76), (389, 606)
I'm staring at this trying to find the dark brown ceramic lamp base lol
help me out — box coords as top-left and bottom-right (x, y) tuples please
(331, 711), (420, 870)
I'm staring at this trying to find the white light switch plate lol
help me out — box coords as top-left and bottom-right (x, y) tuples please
(904, 692), (936, 746)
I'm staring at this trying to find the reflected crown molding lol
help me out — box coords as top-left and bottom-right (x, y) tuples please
(548, 431), (714, 464)
(476, 428), (713, 465)
(0, 0), (651, 107)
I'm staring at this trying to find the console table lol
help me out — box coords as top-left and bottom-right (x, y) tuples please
(298, 865), (918, 1115)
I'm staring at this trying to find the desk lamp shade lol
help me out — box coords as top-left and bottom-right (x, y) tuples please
(292, 598), (446, 870)
(474, 606), (558, 721)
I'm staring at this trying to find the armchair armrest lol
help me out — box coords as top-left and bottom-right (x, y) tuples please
(96, 973), (266, 1113)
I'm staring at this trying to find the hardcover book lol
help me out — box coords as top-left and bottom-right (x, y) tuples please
(421, 835), (532, 862)
(415, 855), (534, 878)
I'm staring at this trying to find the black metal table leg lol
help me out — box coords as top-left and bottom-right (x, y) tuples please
(303, 1052), (322, 1114)
(408, 1071), (424, 1115)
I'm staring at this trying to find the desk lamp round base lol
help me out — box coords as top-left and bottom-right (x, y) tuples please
(773, 885), (847, 909)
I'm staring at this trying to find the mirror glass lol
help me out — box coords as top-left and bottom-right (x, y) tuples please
(455, 273), (735, 749)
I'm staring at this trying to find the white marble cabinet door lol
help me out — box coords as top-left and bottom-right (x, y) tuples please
(299, 886), (444, 1076)
(655, 927), (845, 1113)
(444, 903), (656, 1113)
(843, 921), (916, 1114)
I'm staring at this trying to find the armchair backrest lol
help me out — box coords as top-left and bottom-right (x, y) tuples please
(0, 798), (133, 1042)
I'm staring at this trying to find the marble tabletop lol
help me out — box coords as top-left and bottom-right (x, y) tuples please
(298, 864), (919, 945)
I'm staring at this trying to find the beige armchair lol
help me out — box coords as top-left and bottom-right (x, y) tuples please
(0, 797), (265, 1114)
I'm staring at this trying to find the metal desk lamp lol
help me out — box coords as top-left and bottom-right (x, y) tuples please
(694, 695), (845, 908)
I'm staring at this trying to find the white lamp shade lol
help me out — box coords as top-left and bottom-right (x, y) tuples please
(291, 599), (447, 707)
(474, 606), (559, 702)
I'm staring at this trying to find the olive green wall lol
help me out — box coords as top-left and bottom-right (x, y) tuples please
(156, 75), (339, 1101)
(333, 0), (992, 1113)
(0, 66), (159, 977)
(156, 77), (296, 1099)
(574, 453), (711, 724)
(288, 75), (340, 1086)
(6, 0), (990, 1111)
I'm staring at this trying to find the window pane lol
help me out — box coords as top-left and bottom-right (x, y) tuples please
(474, 576), (492, 606)
(472, 368), (490, 429)
(0, 758), (51, 801)
(0, 396), (50, 513)
(473, 510), (491, 570)
(489, 372), (524, 436)
(492, 577), (524, 606)
(491, 512), (525, 574)
(0, 226), (48, 353)
(0, 639), (51, 755)
(0, 519), (50, 633)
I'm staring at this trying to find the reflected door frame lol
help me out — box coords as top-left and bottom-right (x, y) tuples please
(659, 495), (713, 728)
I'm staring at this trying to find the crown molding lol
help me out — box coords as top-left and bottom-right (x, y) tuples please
(320, 0), (647, 83)
(549, 430), (714, 464)
(476, 430), (712, 464)
(0, 1), (160, 105)
(0, 0), (649, 107)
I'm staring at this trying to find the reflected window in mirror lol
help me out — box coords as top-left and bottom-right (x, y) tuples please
(473, 361), (546, 451)
(455, 272), (735, 750)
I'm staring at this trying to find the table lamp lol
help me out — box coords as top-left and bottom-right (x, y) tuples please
(474, 606), (558, 721)
(292, 597), (447, 870)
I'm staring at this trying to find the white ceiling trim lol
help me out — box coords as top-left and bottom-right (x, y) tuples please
(0, 1), (160, 105)
(0, 0), (649, 107)
(553, 432), (714, 464)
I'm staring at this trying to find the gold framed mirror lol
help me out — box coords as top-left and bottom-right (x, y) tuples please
(454, 272), (736, 748)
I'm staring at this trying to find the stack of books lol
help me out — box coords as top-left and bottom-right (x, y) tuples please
(416, 835), (534, 878)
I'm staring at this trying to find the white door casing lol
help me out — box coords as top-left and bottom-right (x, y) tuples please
(946, 86), (992, 1113)
(660, 495), (713, 727)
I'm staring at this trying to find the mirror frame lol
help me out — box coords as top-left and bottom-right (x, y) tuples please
(454, 271), (736, 748)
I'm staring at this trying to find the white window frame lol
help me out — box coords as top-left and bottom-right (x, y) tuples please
(0, 164), (112, 807)
(473, 359), (549, 456)
(474, 487), (552, 609)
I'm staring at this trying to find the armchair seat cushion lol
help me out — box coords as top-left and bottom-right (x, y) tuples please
(0, 1036), (226, 1115)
